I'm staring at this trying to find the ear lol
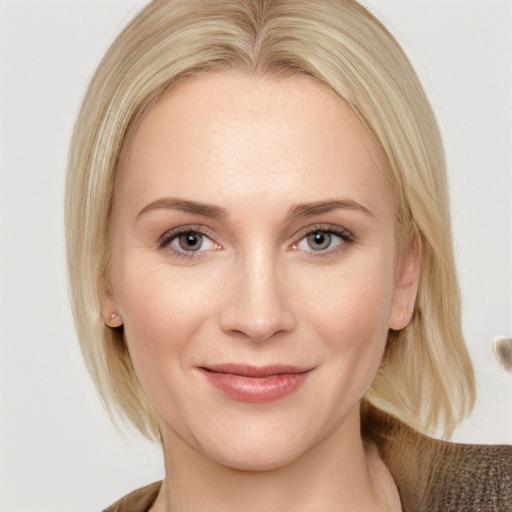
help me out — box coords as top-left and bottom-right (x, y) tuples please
(389, 228), (421, 331)
(100, 278), (123, 328)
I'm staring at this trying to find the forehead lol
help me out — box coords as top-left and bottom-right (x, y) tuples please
(116, 71), (390, 217)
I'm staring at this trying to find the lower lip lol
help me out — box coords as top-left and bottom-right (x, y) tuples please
(199, 369), (309, 403)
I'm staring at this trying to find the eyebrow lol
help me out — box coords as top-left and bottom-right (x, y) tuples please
(288, 199), (373, 219)
(137, 197), (373, 221)
(137, 197), (228, 220)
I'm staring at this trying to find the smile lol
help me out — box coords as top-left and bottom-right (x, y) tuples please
(198, 364), (311, 403)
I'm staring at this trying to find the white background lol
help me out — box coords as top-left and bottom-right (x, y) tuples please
(0, 1), (510, 511)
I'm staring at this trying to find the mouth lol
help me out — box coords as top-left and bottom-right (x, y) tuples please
(198, 364), (312, 403)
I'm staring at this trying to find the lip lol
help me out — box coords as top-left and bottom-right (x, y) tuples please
(198, 364), (311, 403)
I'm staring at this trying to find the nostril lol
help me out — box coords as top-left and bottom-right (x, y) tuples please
(235, 318), (288, 342)
(220, 309), (296, 342)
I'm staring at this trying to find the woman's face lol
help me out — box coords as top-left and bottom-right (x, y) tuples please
(104, 71), (419, 471)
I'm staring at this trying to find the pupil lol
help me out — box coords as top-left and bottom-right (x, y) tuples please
(308, 231), (331, 251)
(179, 232), (202, 251)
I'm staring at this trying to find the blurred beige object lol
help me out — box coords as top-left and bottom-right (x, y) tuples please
(494, 337), (512, 372)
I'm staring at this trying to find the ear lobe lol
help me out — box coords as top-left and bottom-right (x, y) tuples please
(100, 279), (123, 328)
(389, 229), (421, 331)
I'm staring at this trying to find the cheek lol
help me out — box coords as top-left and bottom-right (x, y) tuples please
(111, 256), (221, 370)
(298, 254), (395, 383)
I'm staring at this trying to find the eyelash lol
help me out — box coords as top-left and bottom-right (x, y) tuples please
(157, 223), (355, 261)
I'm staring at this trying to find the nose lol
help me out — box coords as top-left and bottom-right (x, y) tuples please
(219, 249), (297, 342)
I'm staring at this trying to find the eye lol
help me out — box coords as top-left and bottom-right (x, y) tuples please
(292, 226), (353, 254)
(171, 231), (217, 253)
(173, 232), (206, 252)
(159, 227), (220, 255)
(305, 231), (335, 251)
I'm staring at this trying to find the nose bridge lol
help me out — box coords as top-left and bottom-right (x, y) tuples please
(220, 241), (296, 341)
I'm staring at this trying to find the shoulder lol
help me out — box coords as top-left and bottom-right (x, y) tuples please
(365, 408), (512, 512)
(102, 481), (162, 512)
(425, 442), (512, 511)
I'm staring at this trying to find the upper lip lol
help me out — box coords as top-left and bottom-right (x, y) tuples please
(200, 364), (311, 378)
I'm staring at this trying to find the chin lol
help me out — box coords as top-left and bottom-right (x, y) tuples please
(206, 442), (305, 473)
(190, 417), (313, 473)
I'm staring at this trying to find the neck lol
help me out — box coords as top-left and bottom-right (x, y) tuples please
(151, 411), (400, 512)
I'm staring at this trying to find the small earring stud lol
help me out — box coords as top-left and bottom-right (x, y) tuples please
(105, 312), (123, 328)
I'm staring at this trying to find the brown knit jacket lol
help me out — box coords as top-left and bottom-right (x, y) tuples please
(103, 412), (512, 512)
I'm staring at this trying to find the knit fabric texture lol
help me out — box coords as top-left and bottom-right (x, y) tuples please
(366, 409), (512, 512)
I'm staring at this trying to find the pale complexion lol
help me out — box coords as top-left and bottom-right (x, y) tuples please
(102, 71), (419, 511)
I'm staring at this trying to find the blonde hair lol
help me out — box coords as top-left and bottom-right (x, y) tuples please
(65, 0), (475, 441)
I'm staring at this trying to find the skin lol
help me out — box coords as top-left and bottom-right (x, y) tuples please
(102, 71), (420, 511)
